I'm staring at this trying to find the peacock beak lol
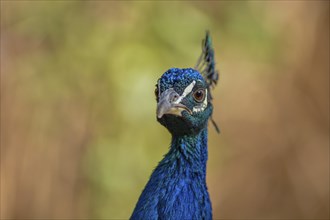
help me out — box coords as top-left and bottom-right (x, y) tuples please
(157, 88), (192, 118)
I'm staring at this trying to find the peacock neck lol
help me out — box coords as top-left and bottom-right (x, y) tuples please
(163, 128), (209, 180)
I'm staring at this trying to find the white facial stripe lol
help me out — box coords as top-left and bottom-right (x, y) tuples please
(182, 80), (196, 97)
(193, 89), (208, 113)
(173, 80), (196, 104)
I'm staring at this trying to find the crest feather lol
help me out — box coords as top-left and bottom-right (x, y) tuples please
(195, 31), (219, 98)
(195, 31), (220, 133)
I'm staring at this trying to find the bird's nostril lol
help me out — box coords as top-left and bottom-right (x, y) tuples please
(171, 94), (179, 102)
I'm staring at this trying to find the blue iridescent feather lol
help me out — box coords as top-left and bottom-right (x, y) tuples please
(131, 128), (212, 220)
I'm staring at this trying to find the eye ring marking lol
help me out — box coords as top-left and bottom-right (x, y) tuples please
(193, 89), (206, 102)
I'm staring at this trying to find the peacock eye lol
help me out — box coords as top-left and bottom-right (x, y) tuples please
(193, 89), (205, 102)
(155, 85), (159, 102)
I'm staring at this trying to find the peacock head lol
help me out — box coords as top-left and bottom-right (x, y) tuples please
(155, 68), (213, 136)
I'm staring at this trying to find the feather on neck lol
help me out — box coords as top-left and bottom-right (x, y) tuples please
(131, 128), (212, 220)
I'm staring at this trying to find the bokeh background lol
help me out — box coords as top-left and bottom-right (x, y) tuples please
(1, 1), (329, 219)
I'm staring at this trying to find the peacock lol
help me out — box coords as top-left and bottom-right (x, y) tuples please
(131, 31), (219, 220)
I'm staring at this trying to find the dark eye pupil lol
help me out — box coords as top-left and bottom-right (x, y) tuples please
(194, 89), (205, 102)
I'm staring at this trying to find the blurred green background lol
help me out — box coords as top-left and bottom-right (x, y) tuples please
(1, 1), (329, 219)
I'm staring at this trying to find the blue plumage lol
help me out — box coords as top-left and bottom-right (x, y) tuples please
(131, 32), (218, 220)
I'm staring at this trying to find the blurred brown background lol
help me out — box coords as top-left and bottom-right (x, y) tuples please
(1, 1), (329, 219)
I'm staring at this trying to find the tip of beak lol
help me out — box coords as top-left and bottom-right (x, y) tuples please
(157, 104), (192, 119)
